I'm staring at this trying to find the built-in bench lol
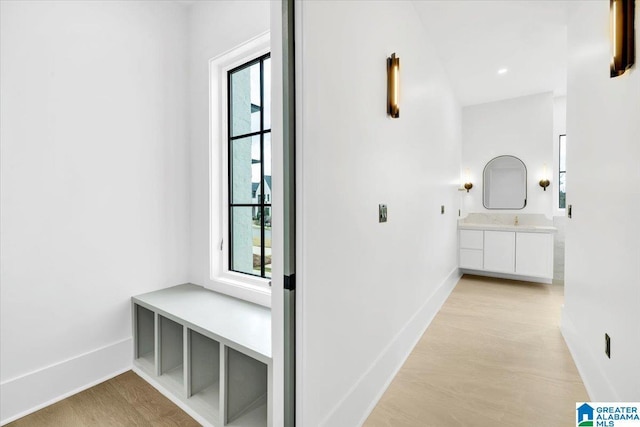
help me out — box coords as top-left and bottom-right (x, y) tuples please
(132, 283), (271, 427)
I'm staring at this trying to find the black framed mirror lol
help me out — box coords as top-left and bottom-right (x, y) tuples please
(483, 155), (527, 209)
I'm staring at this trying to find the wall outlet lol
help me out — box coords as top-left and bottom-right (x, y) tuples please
(441, 205), (445, 214)
(379, 204), (387, 223)
(605, 333), (611, 358)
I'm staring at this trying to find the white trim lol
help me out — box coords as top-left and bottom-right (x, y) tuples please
(318, 268), (462, 427)
(294, 1), (305, 424)
(0, 338), (132, 425)
(208, 32), (272, 302)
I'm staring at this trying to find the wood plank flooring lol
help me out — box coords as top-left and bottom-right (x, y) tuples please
(7, 371), (199, 427)
(364, 274), (588, 427)
(9, 275), (587, 426)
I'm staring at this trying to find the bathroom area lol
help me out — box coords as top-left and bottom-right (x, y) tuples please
(457, 92), (567, 284)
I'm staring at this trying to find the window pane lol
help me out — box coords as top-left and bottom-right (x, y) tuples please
(230, 62), (261, 137)
(559, 172), (566, 209)
(559, 134), (566, 209)
(230, 206), (259, 276)
(264, 207), (272, 279)
(264, 133), (271, 197)
(559, 135), (566, 171)
(230, 135), (261, 204)
(263, 58), (271, 130)
(227, 55), (271, 280)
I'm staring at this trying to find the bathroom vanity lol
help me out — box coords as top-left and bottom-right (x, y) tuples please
(458, 215), (556, 283)
(458, 156), (557, 283)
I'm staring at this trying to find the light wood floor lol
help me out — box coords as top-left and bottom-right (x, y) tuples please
(364, 274), (588, 427)
(9, 275), (587, 427)
(7, 371), (199, 427)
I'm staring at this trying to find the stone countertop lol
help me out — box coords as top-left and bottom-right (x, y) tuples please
(458, 223), (557, 233)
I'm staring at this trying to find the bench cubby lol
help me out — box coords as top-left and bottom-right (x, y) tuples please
(132, 283), (271, 427)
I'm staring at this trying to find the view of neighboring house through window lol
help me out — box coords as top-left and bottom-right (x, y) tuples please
(228, 53), (271, 278)
(559, 134), (566, 209)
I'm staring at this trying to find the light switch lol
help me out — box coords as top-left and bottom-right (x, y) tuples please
(379, 204), (387, 223)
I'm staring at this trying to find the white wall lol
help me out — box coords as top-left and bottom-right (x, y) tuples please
(461, 92), (555, 217)
(0, 1), (190, 423)
(562, 1), (640, 401)
(297, 1), (462, 425)
(187, 0), (271, 306)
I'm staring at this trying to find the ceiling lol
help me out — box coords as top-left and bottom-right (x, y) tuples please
(413, 1), (570, 106)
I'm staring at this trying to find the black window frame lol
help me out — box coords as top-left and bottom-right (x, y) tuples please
(227, 53), (271, 279)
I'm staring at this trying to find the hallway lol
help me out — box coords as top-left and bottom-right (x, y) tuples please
(365, 275), (588, 426)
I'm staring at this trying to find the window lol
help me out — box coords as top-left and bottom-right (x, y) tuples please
(559, 134), (566, 209)
(227, 54), (271, 279)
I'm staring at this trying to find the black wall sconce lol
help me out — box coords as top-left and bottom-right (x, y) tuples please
(610, 0), (635, 78)
(387, 53), (400, 118)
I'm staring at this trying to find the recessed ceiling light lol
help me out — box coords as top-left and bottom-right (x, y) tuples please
(498, 68), (509, 75)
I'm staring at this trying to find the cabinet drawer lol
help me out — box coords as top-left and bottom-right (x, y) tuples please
(460, 249), (483, 269)
(459, 229), (484, 249)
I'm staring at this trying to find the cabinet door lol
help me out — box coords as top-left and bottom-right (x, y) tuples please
(484, 231), (515, 273)
(516, 232), (553, 278)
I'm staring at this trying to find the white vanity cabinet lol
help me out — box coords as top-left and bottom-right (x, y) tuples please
(458, 225), (555, 283)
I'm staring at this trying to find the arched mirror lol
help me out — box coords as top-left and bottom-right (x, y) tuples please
(483, 155), (527, 209)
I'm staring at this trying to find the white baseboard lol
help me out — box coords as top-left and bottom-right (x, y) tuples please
(0, 338), (133, 425)
(560, 308), (617, 401)
(319, 268), (462, 427)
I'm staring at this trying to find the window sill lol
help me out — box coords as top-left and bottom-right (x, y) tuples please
(206, 274), (271, 308)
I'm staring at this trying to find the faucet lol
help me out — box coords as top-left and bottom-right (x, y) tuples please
(514, 215), (519, 226)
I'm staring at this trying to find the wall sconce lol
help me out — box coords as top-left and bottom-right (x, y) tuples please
(610, 0), (635, 78)
(463, 168), (473, 192)
(539, 179), (550, 191)
(539, 164), (550, 191)
(387, 53), (400, 118)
